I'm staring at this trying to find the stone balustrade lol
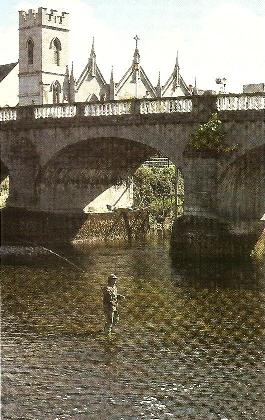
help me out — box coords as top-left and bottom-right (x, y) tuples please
(0, 94), (264, 123)
(140, 98), (192, 114)
(84, 101), (132, 116)
(34, 105), (76, 119)
(0, 108), (17, 121)
(217, 94), (265, 111)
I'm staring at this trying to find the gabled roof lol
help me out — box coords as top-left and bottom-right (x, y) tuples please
(116, 64), (157, 97)
(76, 64), (107, 90)
(162, 72), (191, 96)
(76, 39), (107, 92)
(115, 37), (157, 98)
(75, 62), (107, 91)
(0, 62), (18, 83)
(162, 58), (191, 96)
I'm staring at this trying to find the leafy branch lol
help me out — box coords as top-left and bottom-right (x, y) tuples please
(189, 113), (238, 154)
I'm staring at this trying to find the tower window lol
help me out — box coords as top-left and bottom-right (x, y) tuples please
(50, 38), (62, 66)
(27, 39), (34, 65)
(50, 81), (61, 104)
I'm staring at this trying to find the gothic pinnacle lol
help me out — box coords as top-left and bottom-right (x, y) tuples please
(156, 71), (162, 97)
(174, 51), (180, 86)
(63, 65), (70, 102)
(157, 71), (161, 87)
(175, 51), (179, 69)
(109, 66), (115, 99)
(193, 76), (198, 95)
(110, 66), (114, 83)
(90, 36), (95, 56)
(90, 36), (96, 77)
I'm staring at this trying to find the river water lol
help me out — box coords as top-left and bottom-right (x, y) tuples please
(1, 241), (265, 419)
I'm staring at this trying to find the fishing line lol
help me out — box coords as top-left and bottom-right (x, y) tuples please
(39, 245), (85, 272)
(2, 240), (85, 273)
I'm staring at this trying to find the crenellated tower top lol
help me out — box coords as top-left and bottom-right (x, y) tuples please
(19, 7), (69, 30)
(18, 7), (69, 106)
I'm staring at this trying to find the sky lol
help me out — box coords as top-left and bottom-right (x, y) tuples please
(0, 0), (264, 92)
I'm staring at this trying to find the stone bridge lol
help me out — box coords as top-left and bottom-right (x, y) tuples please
(1, 93), (264, 256)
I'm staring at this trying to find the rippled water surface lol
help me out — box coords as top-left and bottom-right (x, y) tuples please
(1, 241), (265, 419)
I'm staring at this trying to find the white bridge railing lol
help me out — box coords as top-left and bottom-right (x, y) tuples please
(0, 94), (264, 122)
(84, 101), (132, 116)
(140, 98), (192, 114)
(217, 95), (265, 111)
(34, 105), (76, 119)
(0, 109), (17, 121)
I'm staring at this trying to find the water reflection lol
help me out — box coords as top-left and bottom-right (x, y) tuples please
(1, 241), (265, 419)
(171, 258), (265, 290)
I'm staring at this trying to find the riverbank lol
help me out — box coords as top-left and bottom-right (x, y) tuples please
(252, 229), (265, 261)
(1, 207), (149, 245)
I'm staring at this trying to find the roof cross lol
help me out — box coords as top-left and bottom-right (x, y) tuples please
(134, 35), (140, 49)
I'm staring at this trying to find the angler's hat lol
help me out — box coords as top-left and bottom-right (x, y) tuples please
(108, 273), (118, 281)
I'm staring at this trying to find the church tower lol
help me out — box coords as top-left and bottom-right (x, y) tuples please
(18, 7), (69, 105)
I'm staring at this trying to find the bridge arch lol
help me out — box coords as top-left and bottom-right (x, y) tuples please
(36, 123), (189, 169)
(36, 136), (175, 212)
(0, 136), (40, 209)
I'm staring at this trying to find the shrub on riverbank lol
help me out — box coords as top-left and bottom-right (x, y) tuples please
(252, 229), (265, 261)
(133, 165), (184, 225)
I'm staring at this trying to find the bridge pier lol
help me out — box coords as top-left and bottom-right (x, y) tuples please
(2, 134), (40, 209)
(170, 215), (261, 260)
(171, 152), (263, 260)
(182, 150), (219, 219)
(7, 165), (38, 209)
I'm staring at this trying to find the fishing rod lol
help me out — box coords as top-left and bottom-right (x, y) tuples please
(39, 245), (85, 273)
(3, 240), (85, 273)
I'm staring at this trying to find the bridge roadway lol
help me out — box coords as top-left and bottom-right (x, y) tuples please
(0, 93), (264, 256)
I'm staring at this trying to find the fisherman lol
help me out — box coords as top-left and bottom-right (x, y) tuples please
(102, 274), (125, 335)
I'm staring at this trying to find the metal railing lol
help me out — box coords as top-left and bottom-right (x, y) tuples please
(0, 93), (264, 123)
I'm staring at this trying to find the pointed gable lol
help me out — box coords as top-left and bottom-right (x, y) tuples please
(0, 62), (18, 82)
(115, 35), (156, 100)
(0, 62), (19, 107)
(162, 55), (191, 97)
(116, 66), (157, 100)
(75, 38), (107, 102)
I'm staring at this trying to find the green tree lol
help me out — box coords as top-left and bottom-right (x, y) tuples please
(133, 165), (182, 221)
(189, 113), (238, 154)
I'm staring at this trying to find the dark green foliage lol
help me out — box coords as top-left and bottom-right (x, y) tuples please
(190, 113), (238, 154)
(133, 165), (184, 219)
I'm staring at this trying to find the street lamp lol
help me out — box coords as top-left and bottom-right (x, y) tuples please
(215, 77), (227, 94)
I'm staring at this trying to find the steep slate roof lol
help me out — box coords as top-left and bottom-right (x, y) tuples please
(0, 62), (18, 82)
